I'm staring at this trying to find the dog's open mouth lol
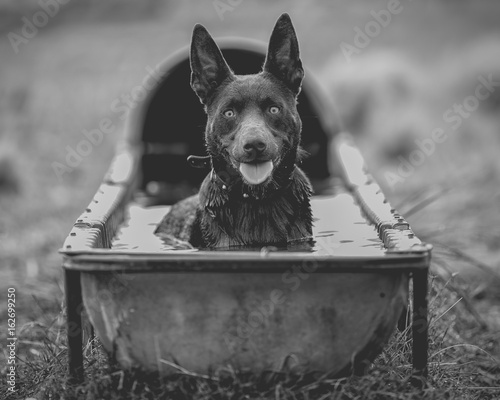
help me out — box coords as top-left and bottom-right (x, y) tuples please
(239, 160), (273, 185)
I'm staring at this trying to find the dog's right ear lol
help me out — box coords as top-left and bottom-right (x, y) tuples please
(264, 13), (304, 97)
(190, 24), (233, 104)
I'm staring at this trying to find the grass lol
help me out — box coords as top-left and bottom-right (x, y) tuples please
(1, 0), (500, 398)
(5, 264), (500, 399)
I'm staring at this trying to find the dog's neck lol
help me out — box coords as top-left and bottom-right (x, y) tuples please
(200, 162), (308, 215)
(198, 165), (313, 247)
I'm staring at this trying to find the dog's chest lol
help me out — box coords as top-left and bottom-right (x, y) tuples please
(201, 195), (311, 247)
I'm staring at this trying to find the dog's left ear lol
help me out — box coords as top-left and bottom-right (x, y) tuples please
(263, 13), (304, 96)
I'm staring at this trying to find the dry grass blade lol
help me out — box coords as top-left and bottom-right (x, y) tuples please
(429, 344), (500, 364)
(463, 387), (500, 390)
(432, 257), (489, 329)
(397, 185), (452, 218)
(433, 242), (500, 282)
(393, 187), (432, 214)
(432, 297), (463, 325)
(159, 359), (219, 381)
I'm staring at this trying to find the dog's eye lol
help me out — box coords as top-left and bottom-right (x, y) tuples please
(223, 109), (235, 118)
(269, 106), (280, 114)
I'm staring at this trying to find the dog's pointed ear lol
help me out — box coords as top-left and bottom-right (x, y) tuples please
(190, 24), (233, 104)
(263, 13), (304, 96)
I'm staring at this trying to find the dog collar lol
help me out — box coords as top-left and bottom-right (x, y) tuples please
(210, 168), (234, 192)
(187, 155), (211, 169)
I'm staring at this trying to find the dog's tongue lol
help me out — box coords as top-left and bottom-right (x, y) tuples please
(239, 161), (273, 185)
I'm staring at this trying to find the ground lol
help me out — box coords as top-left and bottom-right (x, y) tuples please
(0, 0), (500, 398)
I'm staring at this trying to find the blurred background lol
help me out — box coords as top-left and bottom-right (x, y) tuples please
(1, 0), (500, 344)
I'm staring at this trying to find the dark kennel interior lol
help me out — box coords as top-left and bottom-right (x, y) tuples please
(137, 40), (336, 203)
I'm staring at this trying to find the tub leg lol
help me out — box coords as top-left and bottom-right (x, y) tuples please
(411, 269), (428, 387)
(397, 305), (409, 332)
(65, 269), (84, 384)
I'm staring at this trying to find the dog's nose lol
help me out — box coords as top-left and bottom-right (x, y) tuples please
(243, 139), (267, 154)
